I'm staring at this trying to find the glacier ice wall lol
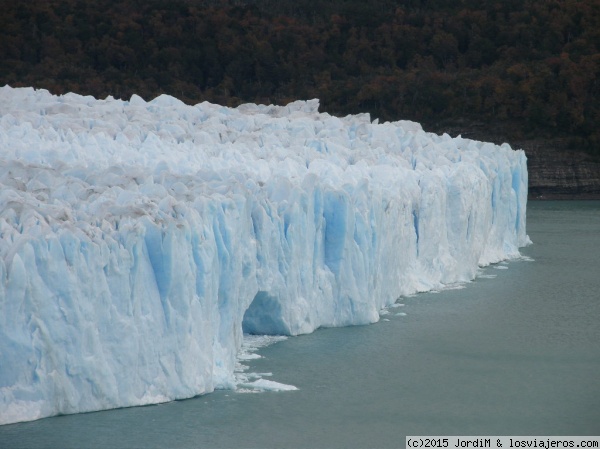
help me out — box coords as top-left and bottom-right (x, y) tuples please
(0, 86), (529, 424)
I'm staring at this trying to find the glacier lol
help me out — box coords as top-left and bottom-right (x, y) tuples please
(0, 86), (529, 425)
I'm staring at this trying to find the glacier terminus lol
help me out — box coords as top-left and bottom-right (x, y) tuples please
(0, 86), (529, 424)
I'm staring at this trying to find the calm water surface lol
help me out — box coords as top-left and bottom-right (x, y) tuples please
(1, 201), (599, 448)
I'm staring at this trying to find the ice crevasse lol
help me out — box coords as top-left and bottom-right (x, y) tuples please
(0, 86), (529, 424)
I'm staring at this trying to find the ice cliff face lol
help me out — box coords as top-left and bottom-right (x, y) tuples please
(0, 86), (529, 424)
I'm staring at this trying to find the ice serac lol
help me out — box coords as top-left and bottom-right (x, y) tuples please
(0, 86), (530, 424)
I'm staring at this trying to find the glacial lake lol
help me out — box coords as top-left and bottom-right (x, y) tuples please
(1, 200), (599, 448)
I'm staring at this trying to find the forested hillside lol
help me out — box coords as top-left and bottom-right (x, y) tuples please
(1, 0), (599, 156)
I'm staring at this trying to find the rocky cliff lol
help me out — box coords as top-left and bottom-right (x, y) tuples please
(429, 122), (600, 200)
(518, 139), (600, 200)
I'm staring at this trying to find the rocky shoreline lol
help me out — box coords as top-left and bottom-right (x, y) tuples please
(518, 139), (600, 201)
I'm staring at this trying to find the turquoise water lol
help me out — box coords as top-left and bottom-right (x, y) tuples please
(1, 201), (599, 448)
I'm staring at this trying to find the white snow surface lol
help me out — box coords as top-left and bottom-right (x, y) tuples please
(0, 86), (529, 424)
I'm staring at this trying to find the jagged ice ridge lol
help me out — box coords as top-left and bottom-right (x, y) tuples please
(0, 86), (529, 424)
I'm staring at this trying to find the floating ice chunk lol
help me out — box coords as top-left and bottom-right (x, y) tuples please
(440, 283), (468, 291)
(238, 379), (298, 392)
(234, 334), (288, 392)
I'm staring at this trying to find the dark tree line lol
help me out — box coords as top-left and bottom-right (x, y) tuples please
(1, 0), (599, 154)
